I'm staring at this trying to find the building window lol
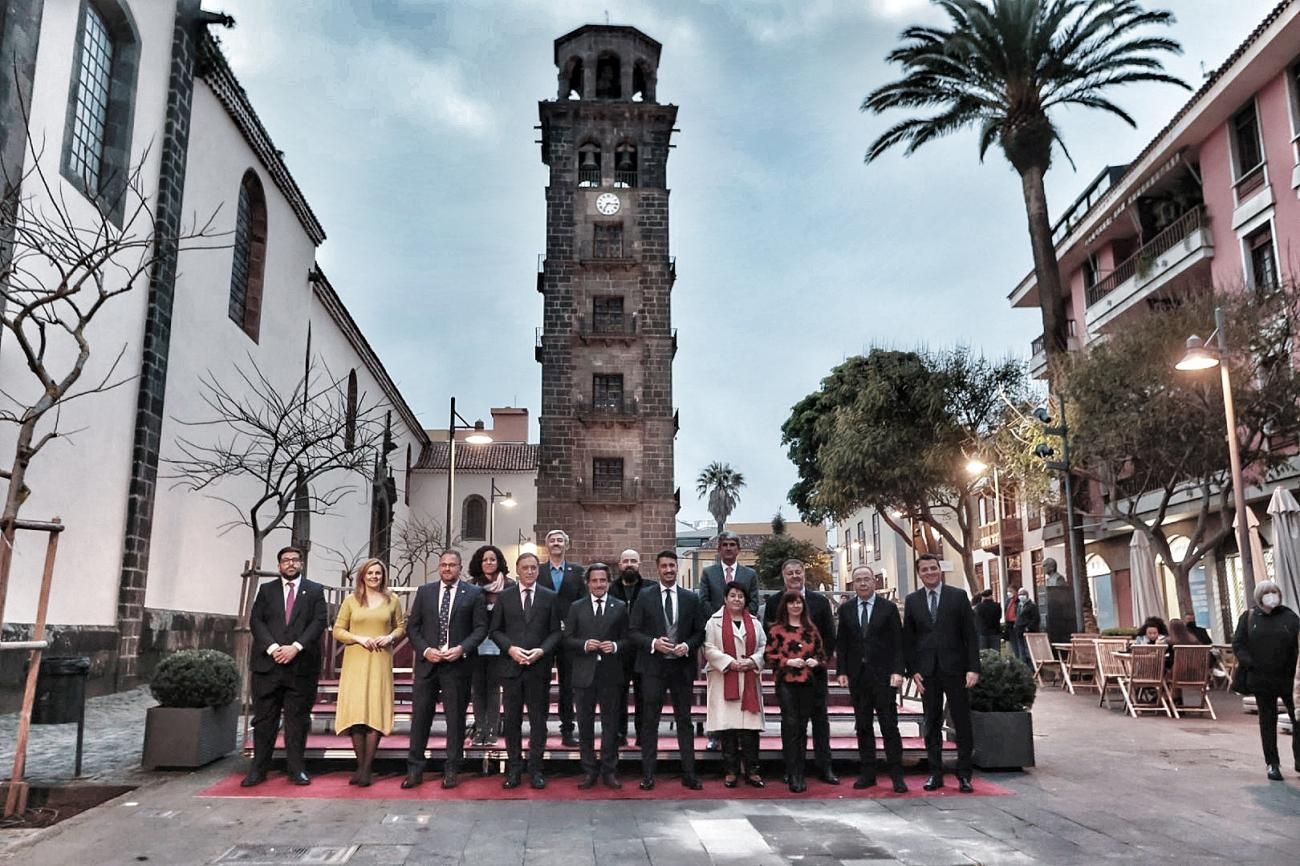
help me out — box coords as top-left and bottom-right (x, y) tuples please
(593, 457), (624, 491)
(344, 370), (358, 449)
(578, 141), (601, 187)
(975, 562), (985, 587)
(1031, 549), (1045, 586)
(871, 513), (881, 561)
(593, 374), (624, 412)
(564, 56), (584, 99)
(593, 223), (623, 259)
(614, 142), (638, 187)
(595, 52), (621, 99)
(462, 495), (487, 541)
(1246, 224), (1278, 293)
(229, 171), (268, 340)
(592, 296), (625, 333)
(1007, 553), (1023, 587)
(856, 520), (865, 565)
(61, 0), (140, 222)
(1232, 102), (1266, 198)
(404, 444), (412, 506)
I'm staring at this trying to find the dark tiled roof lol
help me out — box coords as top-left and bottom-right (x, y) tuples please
(415, 443), (539, 473)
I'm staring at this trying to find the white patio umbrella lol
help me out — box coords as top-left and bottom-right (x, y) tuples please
(1266, 487), (1300, 608)
(1129, 531), (1166, 623)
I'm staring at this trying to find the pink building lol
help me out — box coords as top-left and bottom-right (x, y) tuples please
(1007, 2), (1300, 637)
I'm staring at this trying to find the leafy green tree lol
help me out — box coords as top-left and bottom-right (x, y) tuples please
(1062, 288), (1300, 619)
(783, 347), (1028, 591)
(862, 0), (1186, 366)
(696, 461), (745, 534)
(754, 534), (832, 591)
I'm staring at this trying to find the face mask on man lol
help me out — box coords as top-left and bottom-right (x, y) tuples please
(1261, 592), (1281, 609)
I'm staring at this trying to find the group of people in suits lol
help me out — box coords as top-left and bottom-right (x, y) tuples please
(241, 535), (983, 795)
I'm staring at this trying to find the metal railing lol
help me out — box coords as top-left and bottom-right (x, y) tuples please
(579, 478), (641, 504)
(614, 170), (637, 187)
(575, 396), (640, 418)
(1234, 162), (1266, 201)
(1086, 207), (1205, 308)
(579, 313), (638, 337)
(578, 167), (600, 187)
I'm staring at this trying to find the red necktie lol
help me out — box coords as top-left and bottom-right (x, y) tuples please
(284, 581), (296, 624)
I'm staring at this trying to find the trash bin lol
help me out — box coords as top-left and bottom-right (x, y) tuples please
(32, 656), (91, 725)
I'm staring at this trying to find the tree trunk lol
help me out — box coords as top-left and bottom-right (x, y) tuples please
(1018, 163), (1071, 361)
(1173, 560), (1195, 618)
(0, 419), (38, 628)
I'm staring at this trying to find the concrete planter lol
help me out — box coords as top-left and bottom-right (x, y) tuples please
(141, 703), (238, 769)
(970, 709), (1035, 770)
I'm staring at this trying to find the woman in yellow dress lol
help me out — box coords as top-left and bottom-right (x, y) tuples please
(332, 558), (405, 786)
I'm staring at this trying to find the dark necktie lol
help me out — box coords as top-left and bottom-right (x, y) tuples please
(596, 598), (604, 618)
(859, 600), (868, 630)
(928, 589), (939, 623)
(523, 587), (533, 616)
(284, 581), (296, 624)
(663, 589), (675, 627)
(439, 583), (452, 644)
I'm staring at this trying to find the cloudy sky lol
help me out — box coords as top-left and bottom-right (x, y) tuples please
(214, 0), (1280, 526)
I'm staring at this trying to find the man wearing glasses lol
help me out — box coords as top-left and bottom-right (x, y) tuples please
(243, 546), (328, 787)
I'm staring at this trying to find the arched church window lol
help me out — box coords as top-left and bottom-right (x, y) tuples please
(595, 52), (621, 99)
(564, 56), (583, 99)
(578, 141), (601, 187)
(462, 495), (487, 541)
(614, 143), (637, 188)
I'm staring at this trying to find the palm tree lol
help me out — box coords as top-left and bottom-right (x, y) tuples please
(696, 462), (746, 535)
(862, 0), (1187, 364)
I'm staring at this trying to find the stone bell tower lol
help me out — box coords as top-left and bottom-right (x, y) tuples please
(534, 25), (679, 565)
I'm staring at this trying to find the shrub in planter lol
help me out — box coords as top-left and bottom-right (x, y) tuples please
(142, 650), (240, 769)
(968, 649), (1037, 769)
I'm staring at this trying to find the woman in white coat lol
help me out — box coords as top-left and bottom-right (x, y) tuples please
(703, 581), (767, 787)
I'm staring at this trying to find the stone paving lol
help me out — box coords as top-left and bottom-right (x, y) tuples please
(1, 685), (1298, 864)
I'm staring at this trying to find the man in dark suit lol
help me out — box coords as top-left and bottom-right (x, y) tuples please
(629, 549), (705, 790)
(762, 558), (839, 785)
(539, 528), (584, 746)
(697, 531), (759, 615)
(975, 589), (1003, 652)
(490, 551), (563, 789)
(836, 565), (907, 793)
(243, 545), (329, 787)
(1011, 587), (1040, 661)
(564, 563), (628, 789)
(610, 548), (654, 745)
(902, 553), (981, 792)
(403, 550), (488, 790)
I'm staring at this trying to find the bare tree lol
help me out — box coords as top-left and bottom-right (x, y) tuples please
(391, 513), (446, 587)
(0, 128), (221, 626)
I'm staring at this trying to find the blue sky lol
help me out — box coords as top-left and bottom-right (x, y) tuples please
(215, 0), (1281, 526)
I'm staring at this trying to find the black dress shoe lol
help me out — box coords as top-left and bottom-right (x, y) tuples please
(400, 772), (423, 789)
(602, 773), (623, 790)
(853, 775), (877, 790)
(1267, 764), (1283, 781)
(723, 775), (738, 789)
(288, 772), (311, 786)
(562, 732), (580, 748)
(957, 775), (974, 793)
(639, 776), (655, 791)
(530, 772), (547, 790)
(892, 777), (909, 794)
(442, 772), (459, 789)
(681, 775), (703, 790)
(923, 775), (944, 791)
(789, 780), (807, 793)
(502, 772), (522, 789)
(818, 769), (840, 785)
(745, 775), (765, 789)
(577, 774), (598, 790)
(239, 771), (267, 788)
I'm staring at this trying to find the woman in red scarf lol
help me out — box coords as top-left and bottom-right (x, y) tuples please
(703, 581), (767, 787)
(764, 590), (826, 793)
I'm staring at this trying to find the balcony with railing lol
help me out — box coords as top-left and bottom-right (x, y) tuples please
(534, 327), (543, 364)
(1029, 321), (1079, 379)
(578, 313), (639, 342)
(578, 166), (601, 187)
(536, 254), (545, 294)
(575, 396), (640, 424)
(1083, 206), (1213, 332)
(977, 518), (1024, 555)
(614, 169), (637, 188)
(578, 477), (641, 506)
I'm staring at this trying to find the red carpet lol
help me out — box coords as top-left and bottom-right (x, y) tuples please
(198, 770), (1013, 801)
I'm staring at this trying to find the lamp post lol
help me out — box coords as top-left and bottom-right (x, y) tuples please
(966, 459), (1006, 599)
(445, 396), (492, 550)
(1175, 307), (1255, 599)
(489, 476), (516, 545)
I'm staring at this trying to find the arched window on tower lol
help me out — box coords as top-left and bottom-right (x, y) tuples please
(614, 143), (637, 188)
(578, 141), (601, 187)
(632, 61), (653, 102)
(563, 56), (584, 99)
(462, 495), (487, 541)
(344, 369), (358, 449)
(228, 170), (268, 341)
(595, 52), (621, 99)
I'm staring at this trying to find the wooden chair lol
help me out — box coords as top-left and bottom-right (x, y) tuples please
(1165, 645), (1216, 719)
(1213, 645), (1237, 691)
(1025, 633), (1064, 687)
(1123, 644), (1172, 718)
(1093, 639), (1129, 709)
(1065, 637), (1100, 694)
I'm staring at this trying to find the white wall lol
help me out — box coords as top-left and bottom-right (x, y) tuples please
(407, 468), (538, 580)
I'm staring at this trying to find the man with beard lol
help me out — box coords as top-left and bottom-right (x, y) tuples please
(610, 548), (654, 745)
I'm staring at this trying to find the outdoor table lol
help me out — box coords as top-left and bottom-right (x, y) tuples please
(1051, 642), (1072, 664)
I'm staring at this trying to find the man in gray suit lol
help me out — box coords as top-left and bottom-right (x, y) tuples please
(696, 531), (759, 615)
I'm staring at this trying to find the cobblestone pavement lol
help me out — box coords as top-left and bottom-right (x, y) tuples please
(1, 686), (1298, 864)
(0, 686), (156, 784)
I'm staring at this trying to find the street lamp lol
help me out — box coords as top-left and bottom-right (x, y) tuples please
(445, 396), (491, 550)
(965, 458), (1006, 600)
(517, 529), (537, 557)
(489, 476), (516, 545)
(1175, 307), (1255, 598)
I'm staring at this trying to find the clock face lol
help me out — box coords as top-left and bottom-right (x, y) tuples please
(595, 192), (621, 216)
